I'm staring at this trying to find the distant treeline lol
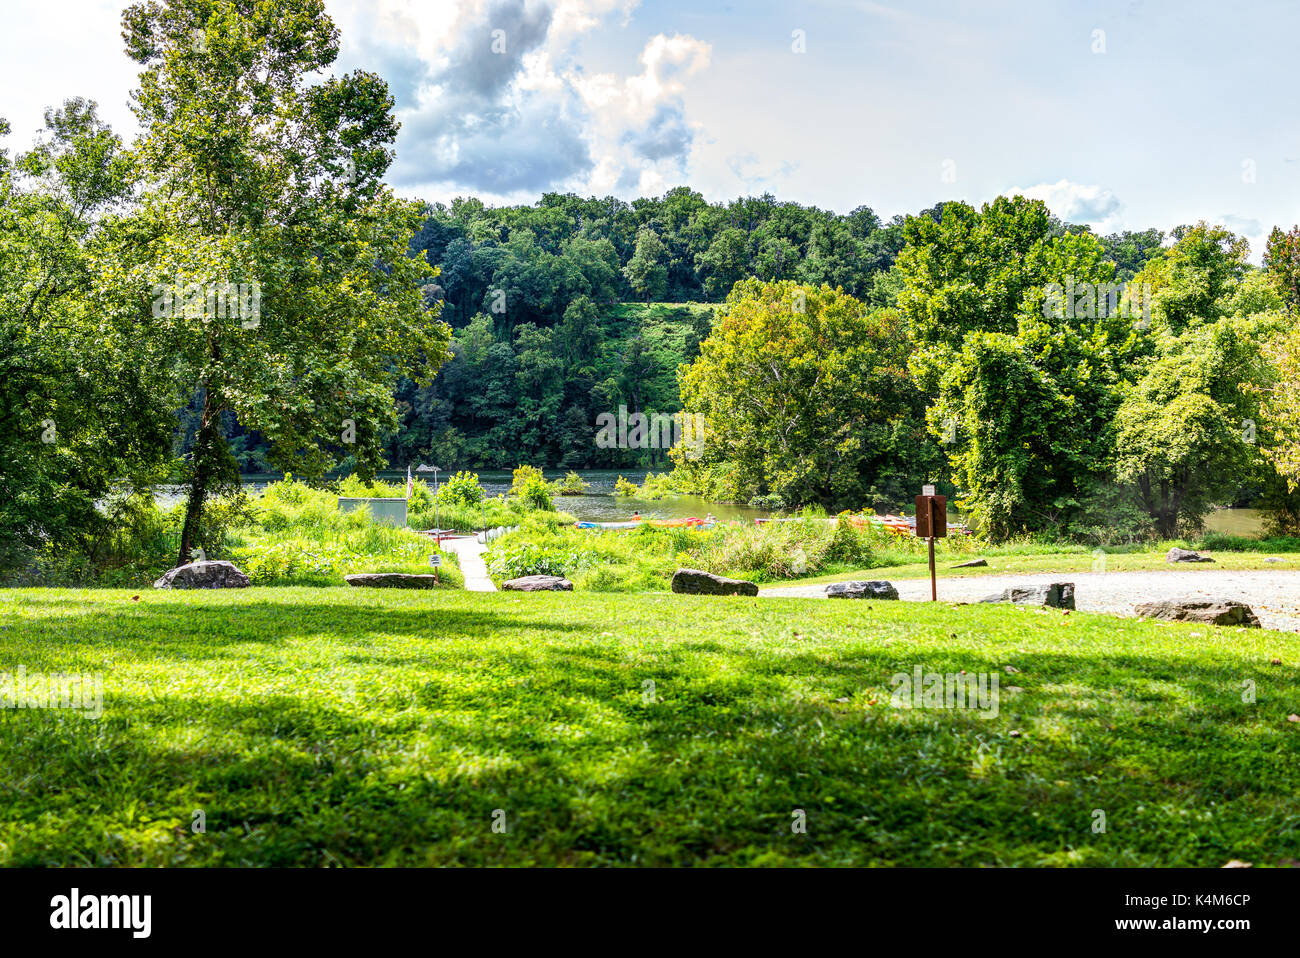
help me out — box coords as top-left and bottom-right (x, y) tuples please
(192, 188), (1170, 473)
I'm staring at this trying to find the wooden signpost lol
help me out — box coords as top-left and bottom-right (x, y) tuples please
(429, 551), (441, 584)
(914, 485), (946, 601)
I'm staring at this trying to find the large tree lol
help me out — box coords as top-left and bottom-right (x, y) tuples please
(1113, 318), (1270, 537)
(622, 226), (668, 301)
(1264, 225), (1300, 313)
(899, 197), (1131, 537)
(0, 102), (175, 574)
(121, 0), (450, 564)
(676, 280), (934, 509)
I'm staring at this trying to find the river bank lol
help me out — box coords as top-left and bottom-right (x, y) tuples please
(154, 471), (1275, 534)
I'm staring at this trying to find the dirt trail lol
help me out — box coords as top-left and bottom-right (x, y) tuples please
(760, 569), (1300, 631)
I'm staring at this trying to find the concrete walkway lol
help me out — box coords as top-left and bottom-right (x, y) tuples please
(761, 568), (1300, 632)
(439, 536), (496, 592)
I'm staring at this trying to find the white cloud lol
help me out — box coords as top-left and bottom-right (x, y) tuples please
(569, 33), (711, 181)
(1006, 180), (1123, 230)
(552, 0), (639, 35)
(329, 0), (710, 200)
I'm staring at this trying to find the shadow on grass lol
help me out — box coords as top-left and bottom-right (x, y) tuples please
(0, 599), (590, 666)
(3, 591), (1300, 864)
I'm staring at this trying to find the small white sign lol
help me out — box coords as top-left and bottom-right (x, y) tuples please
(922, 484), (936, 497)
(429, 554), (442, 567)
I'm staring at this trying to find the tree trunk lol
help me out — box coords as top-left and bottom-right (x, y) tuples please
(177, 388), (221, 567)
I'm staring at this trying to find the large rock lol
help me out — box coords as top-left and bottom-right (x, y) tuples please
(502, 575), (573, 592)
(981, 583), (1076, 609)
(153, 560), (250, 590)
(1135, 599), (1261, 627)
(670, 568), (759, 597)
(345, 573), (443, 589)
(825, 580), (899, 600)
(1167, 547), (1215, 564)
(951, 558), (988, 568)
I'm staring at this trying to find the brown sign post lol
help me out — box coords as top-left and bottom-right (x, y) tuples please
(914, 486), (947, 601)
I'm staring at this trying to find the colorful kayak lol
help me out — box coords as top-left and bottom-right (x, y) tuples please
(575, 518), (715, 531)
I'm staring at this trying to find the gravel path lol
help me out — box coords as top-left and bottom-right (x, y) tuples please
(760, 569), (1300, 631)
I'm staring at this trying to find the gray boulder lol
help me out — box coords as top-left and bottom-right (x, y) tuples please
(1135, 600), (1261, 628)
(345, 573), (442, 589)
(981, 583), (1076, 609)
(502, 575), (573, 592)
(671, 568), (759, 597)
(1167, 547), (1215, 563)
(825, 580), (899, 600)
(951, 559), (988, 568)
(154, 560), (250, 590)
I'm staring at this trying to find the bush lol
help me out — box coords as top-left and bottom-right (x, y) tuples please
(826, 517), (872, 565)
(435, 471), (485, 508)
(556, 471), (589, 495)
(639, 472), (676, 499)
(749, 493), (788, 511)
(1196, 533), (1300, 553)
(510, 465), (554, 511)
(193, 491), (257, 557)
(484, 541), (594, 580)
(614, 475), (640, 496)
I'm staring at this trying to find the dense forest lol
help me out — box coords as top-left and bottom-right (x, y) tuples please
(195, 188), (1169, 473)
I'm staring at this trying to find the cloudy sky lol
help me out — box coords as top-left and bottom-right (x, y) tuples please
(3, 0), (1299, 255)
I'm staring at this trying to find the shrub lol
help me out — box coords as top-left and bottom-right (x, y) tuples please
(556, 471), (589, 495)
(639, 472), (677, 499)
(509, 465), (546, 495)
(194, 491), (257, 556)
(435, 471), (485, 508)
(614, 475), (640, 496)
(749, 493), (788, 511)
(827, 517), (872, 565)
(509, 465), (555, 511)
(484, 541), (594, 579)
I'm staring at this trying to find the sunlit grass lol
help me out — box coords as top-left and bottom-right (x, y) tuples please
(2, 587), (1298, 866)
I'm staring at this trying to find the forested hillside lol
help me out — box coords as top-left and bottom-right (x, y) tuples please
(191, 187), (1166, 472)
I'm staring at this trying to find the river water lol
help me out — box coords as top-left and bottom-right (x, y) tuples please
(155, 470), (772, 523)
(156, 472), (1272, 533)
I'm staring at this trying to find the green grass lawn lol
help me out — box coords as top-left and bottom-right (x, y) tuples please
(2, 587), (1299, 866)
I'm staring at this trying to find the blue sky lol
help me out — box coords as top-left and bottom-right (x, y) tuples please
(3, 0), (1298, 255)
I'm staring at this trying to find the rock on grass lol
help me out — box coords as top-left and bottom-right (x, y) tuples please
(154, 560), (250, 589)
(345, 573), (443, 589)
(671, 568), (759, 597)
(1166, 547), (1215, 563)
(1135, 599), (1261, 628)
(825, 581), (899, 600)
(980, 583), (1076, 610)
(502, 575), (573, 592)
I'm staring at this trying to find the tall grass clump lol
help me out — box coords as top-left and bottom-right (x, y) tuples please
(482, 515), (940, 591)
(221, 478), (463, 587)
